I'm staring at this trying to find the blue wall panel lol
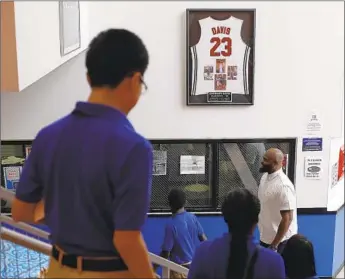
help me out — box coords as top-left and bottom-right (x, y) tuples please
(7, 211), (340, 277)
(143, 213), (336, 277)
(333, 206), (344, 276)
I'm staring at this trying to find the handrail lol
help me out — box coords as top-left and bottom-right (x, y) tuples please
(1, 215), (50, 239)
(1, 227), (52, 255)
(0, 187), (189, 276)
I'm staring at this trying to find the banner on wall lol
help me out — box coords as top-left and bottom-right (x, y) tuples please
(337, 145), (344, 181)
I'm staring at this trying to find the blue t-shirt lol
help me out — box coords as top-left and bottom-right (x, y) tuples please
(162, 211), (204, 264)
(188, 233), (285, 279)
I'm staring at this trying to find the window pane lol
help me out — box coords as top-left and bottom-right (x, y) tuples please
(218, 142), (291, 207)
(151, 143), (213, 210)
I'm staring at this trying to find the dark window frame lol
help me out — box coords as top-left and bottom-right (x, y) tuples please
(150, 138), (297, 213)
(1, 138), (297, 214)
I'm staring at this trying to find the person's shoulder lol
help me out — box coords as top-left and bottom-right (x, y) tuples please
(185, 211), (197, 219)
(36, 114), (72, 141)
(185, 212), (201, 223)
(110, 125), (152, 152)
(201, 234), (229, 252)
(258, 246), (284, 263)
(277, 171), (294, 187)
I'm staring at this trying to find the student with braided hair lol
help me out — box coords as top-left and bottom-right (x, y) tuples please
(188, 188), (285, 279)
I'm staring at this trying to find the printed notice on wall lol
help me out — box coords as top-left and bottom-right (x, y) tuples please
(305, 111), (322, 135)
(304, 157), (323, 180)
(180, 155), (205, 175)
(153, 150), (167, 176)
(302, 138), (323, 152)
(3, 166), (22, 191)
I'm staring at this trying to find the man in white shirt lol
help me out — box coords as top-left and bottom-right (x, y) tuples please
(258, 148), (298, 254)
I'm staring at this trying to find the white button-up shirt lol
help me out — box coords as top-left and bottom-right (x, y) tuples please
(258, 168), (298, 244)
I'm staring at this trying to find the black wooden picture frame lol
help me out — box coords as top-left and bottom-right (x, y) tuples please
(186, 9), (256, 106)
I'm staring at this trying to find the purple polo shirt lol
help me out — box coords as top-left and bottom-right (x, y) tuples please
(188, 233), (285, 279)
(15, 102), (153, 257)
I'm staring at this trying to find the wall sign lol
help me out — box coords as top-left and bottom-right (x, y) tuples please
(302, 137), (323, 152)
(305, 111), (322, 135)
(304, 157), (323, 180)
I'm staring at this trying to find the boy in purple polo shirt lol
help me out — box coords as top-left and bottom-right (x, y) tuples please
(188, 189), (285, 279)
(155, 189), (207, 278)
(12, 29), (155, 278)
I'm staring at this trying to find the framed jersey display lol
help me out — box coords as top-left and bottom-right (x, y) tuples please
(186, 9), (256, 106)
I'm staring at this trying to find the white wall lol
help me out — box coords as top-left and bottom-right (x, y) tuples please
(1, 1), (344, 208)
(14, 1), (89, 90)
(86, 1), (344, 140)
(296, 137), (332, 208)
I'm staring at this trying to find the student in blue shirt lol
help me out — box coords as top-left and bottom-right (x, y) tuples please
(281, 234), (319, 279)
(155, 189), (207, 278)
(188, 188), (285, 279)
(12, 29), (155, 279)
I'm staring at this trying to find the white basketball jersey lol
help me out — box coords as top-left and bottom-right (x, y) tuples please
(191, 16), (250, 96)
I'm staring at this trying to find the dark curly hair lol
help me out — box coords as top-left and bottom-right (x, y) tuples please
(282, 234), (317, 279)
(168, 189), (186, 213)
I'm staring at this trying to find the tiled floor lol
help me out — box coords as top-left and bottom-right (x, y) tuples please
(0, 240), (49, 278)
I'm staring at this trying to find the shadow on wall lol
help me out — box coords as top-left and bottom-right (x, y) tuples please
(1, 51), (89, 141)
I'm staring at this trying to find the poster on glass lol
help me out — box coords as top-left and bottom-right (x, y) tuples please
(3, 166), (22, 191)
(180, 155), (205, 175)
(153, 150), (167, 176)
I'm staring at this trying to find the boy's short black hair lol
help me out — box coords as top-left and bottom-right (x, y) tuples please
(86, 29), (149, 88)
(168, 189), (186, 212)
